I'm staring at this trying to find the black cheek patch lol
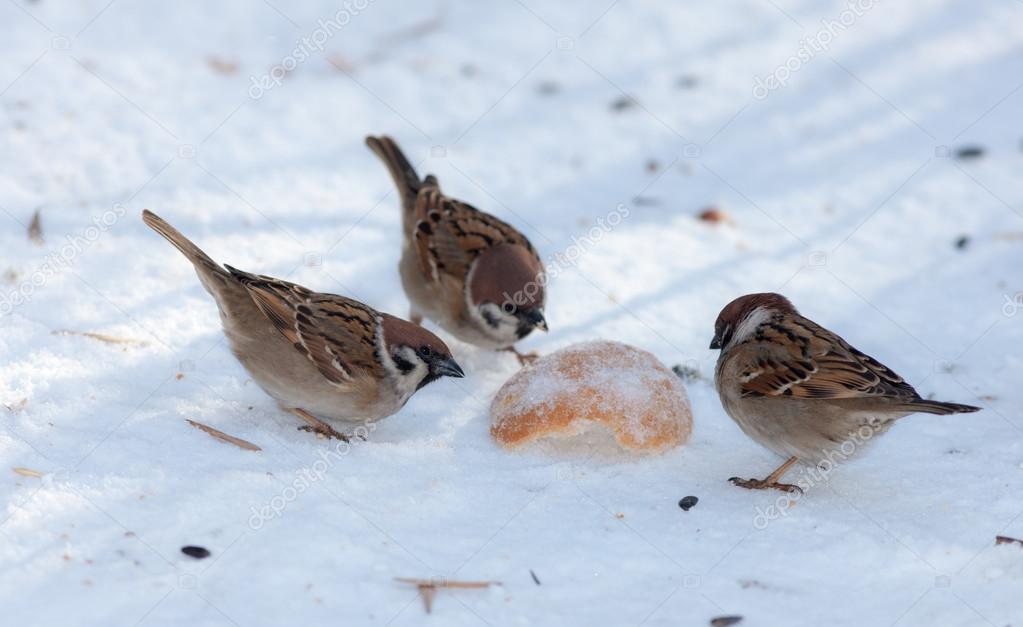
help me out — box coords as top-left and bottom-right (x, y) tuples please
(480, 307), (501, 329)
(392, 352), (416, 374)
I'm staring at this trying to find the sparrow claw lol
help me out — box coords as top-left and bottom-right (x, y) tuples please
(516, 352), (540, 366)
(729, 476), (803, 494)
(298, 424), (351, 442)
(502, 347), (539, 366)
(289, 407), (351, 442)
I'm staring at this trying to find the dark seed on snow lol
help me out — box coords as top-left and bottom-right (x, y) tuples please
(678, 496), (699, 511)
(954, 145), (985, 160)
(710, 616), (743, 627)
(536, 80), (559, 95)
(610, 96), (636, 111)
(675, 75), (699, 89)
(181, 546), (210, 559)
(954, 235), (969, 250)
(632, 195), (660, 206)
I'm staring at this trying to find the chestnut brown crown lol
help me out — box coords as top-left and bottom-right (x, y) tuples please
(710, 292), (797, 349)
(468, 243), (548, 337)
(468, 243), (546, 310)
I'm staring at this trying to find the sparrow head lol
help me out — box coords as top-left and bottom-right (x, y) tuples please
(379, 314), (464, 390)
(467, 243), (548, 343)
(710, 292), (797, 350)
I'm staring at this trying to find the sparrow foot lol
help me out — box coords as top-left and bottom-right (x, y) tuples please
(298, 424), (351, 442)
(728, 476), (803, 494)
(729, 456), (802, 494)
(502, 347), (539, 366)
(289, 408), (350, 442)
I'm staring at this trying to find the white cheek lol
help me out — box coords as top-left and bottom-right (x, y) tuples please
(470, 302), (517, 330)
(730, 307), (771, 346)
(378, 342), (428, 395)
(397, 347), (429, 377)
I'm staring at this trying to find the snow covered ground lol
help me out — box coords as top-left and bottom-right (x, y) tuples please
(2, 1), (1022, 625)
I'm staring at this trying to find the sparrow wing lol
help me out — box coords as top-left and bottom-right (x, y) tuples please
(410, 186), (540, 283)
(226, 267), (383, 386)
(739, 315), (920, 401)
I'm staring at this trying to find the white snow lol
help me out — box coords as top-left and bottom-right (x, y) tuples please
(2, 1), (1023, 625)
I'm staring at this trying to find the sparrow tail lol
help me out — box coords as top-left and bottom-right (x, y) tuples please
(365, 135), (424, 213)
(906, 399), (982, 415)
(142, 209), (225, 277)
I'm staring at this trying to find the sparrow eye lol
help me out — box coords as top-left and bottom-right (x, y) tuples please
(418, 345), (433, 358)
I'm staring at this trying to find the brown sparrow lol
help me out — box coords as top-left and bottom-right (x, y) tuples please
(365, 135), (547, 363)
(711, 292), (980, 492)
(142, 210), (464, 440)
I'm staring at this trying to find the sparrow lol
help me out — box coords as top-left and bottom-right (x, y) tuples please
(711, 292), (980, 492)
(142, 210), (464, 440)
(365, 135), (547, 364)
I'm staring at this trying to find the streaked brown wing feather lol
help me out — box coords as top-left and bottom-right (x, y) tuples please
(411, 186), (539, 283)
(740, 315), (919, 400)
(227, 272), (308, 344)
(297, 294), (382, 382)
(227, 268), (382, 386)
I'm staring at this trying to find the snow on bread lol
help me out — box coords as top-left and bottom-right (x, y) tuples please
(490, 341), (693, 453)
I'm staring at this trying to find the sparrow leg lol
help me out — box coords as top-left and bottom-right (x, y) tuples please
(409, 310), (423, 326)
(501, 347), (539, 366)
(289, 408), (350, 442)
(729, 456), (802, 494)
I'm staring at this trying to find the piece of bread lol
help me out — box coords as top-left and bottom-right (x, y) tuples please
(490, 341), (693, 453)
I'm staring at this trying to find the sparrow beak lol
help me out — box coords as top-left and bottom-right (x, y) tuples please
(525, 308), (548, 332)
(431, 356), (465, 379)
(709, 335), (722, 350)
